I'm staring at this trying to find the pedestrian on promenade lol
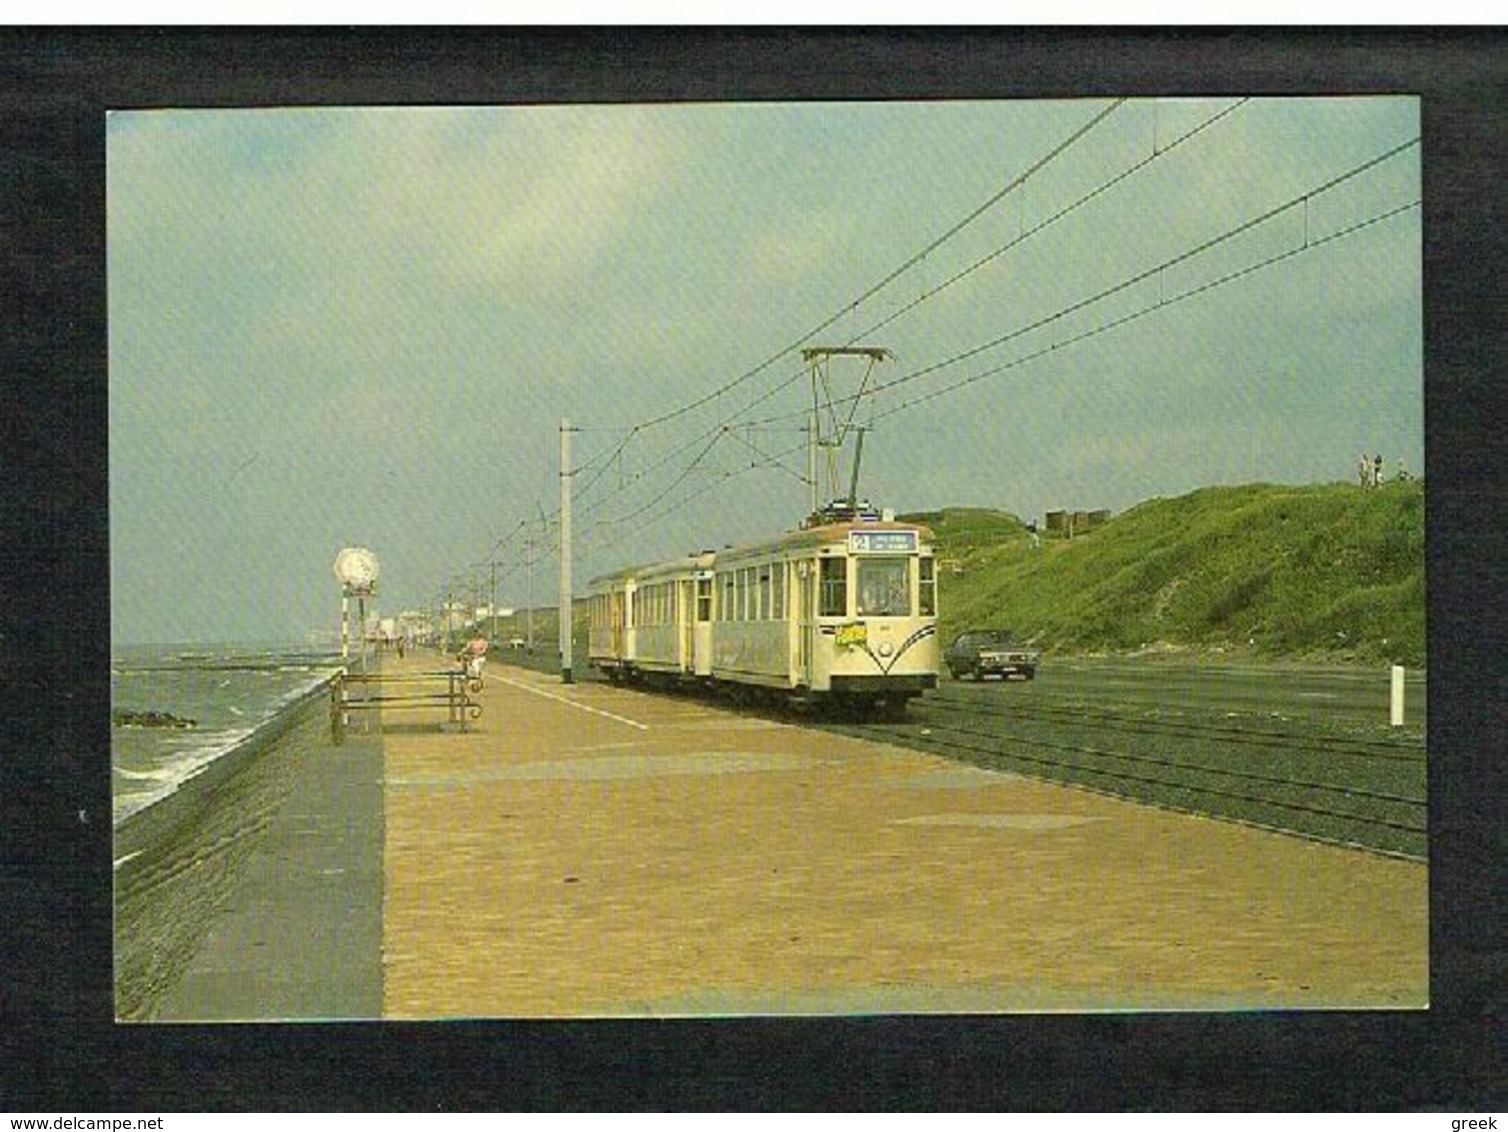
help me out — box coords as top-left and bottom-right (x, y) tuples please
(1359, 454), (1370, 487)
(460, 635), (489, 681)
(1373, 453), (1385, 487)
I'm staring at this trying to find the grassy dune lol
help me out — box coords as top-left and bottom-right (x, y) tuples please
(907, 480), (1425, 667)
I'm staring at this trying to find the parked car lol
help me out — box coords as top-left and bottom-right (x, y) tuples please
(943, 629), (1039, 681)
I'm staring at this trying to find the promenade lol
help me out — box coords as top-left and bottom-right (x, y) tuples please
(379, 652), (1427, 1018)
(145, 650), (1428, 1020)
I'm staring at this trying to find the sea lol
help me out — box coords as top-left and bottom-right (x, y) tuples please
(110, 642), (344, 827)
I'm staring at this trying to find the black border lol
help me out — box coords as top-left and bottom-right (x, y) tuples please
(2, 27), (1503, 1111)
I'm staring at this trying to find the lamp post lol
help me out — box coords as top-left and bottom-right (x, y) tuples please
(333, 547), (381, 665)
(333, 546), (380, 731)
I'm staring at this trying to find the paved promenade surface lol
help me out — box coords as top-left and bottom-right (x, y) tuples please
(150, 716), (384, 1023)
(380, 653), (1428, 1018)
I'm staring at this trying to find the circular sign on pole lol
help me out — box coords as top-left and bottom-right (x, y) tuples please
(333, 546), (380, 593)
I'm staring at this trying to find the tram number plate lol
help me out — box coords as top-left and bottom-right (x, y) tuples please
(849, 530), (916, 554)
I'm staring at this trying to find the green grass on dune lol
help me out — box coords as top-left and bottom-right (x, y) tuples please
(905, 480), (1425, 667)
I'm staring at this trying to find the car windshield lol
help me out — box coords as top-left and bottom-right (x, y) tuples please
(968, 631), (1013, 647)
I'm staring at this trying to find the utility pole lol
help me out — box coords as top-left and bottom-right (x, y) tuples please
(490, 559), (498, 643)
(559, 417), (574, 684)
(525, 531), (535, 650)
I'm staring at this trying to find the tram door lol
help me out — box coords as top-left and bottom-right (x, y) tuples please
(798, 559), (815, 687)
(692, 571), (713, 676)
(610, 591), (625, 658)
(679, 578), (694, 673)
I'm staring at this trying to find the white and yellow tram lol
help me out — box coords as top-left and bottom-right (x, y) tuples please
(587, 513), (938, 714)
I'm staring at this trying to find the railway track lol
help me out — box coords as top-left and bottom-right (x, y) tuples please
(925, 693), (1425, 764)
(820, 692), (1427, 861)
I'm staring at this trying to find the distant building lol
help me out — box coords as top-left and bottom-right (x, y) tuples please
(1044, 508), (1111, 538)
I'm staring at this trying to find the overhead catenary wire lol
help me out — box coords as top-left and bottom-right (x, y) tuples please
(570, 98), (1250, 526)
(742, 134), (1423, 430)
(435, 106), (1417, 610)
(437, 103), (1114, 599)
(571, 159), (1419, 555)
(558, 98), (1132, 531)
(615, 98), (1128, 440)
(868, 198), (1422, 424)
(832, 98), (1252, 359)
(456, 100), (1135, 587)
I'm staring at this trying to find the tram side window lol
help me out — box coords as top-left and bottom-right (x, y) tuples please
(721, 574), (733, 622)
(772, 563), (785, 621)
(919, 556), (936, 616)
(696, 577), (712, 623)
(819, 556), (847, 617)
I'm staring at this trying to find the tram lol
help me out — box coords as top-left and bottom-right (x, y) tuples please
(587, 504), (938, 715)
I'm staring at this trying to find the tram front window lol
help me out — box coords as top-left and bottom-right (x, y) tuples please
(857, 557), (911, 616)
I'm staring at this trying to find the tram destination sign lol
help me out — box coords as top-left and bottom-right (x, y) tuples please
(848, 530), (917, 554)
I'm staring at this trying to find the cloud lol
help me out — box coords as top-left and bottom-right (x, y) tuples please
(107, 99), (1424, 642)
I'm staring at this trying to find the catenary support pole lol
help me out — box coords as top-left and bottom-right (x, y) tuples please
(560, 417), (573, 684)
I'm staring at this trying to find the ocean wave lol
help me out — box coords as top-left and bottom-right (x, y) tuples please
(112, 724), (262, 825)
(112, 648), (340, 829)
(114, 765), (181, 782)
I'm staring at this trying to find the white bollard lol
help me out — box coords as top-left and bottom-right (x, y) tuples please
(1390, 664), (1406, 727)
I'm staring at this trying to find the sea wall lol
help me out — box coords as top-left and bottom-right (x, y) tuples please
(113, 678), (340, 1021)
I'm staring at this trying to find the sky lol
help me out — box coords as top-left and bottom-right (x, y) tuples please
(107, 97), (1422, 646)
